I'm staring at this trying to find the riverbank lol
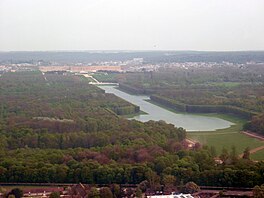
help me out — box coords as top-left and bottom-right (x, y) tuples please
(145, 98), (264, 160)
(99, 85), (233, 131)
(104, 85), (264, 160)
(187, 116), (264, 160)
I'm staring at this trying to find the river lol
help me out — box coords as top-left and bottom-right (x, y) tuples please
(99, 86), (233, 131)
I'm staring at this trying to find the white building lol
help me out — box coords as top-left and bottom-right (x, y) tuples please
(147, 193), (194, 198)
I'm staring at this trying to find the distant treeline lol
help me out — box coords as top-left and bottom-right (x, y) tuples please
(1, 51), (264, 64)
(118, 83), (259, 119)
(151, 95), (258, 119)
(113, 106), (140, 115)
(244, 114), (264, 135)
(119, 83), (147, 95)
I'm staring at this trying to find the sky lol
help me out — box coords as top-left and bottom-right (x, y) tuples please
(0, 0), (264, 51)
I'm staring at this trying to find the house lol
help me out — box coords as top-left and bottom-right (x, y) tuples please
(147, 193), (194, 198)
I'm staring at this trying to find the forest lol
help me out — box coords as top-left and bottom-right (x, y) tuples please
(244, 114), (264, 135)
(0, 71), (263, 189)
(117, 64), (264, 132)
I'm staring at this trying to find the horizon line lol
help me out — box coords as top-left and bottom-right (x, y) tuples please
(1, 49), (264, 53)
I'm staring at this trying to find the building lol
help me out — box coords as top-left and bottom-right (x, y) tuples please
(147, 193), (194, 198)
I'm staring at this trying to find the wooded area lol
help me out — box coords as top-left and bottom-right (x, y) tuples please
(117, 65), (264, 134)
(0, 71), (263, 189)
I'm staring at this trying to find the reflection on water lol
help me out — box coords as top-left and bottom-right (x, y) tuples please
(99, 86), (233, 131)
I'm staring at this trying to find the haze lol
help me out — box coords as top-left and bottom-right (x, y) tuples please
(0, 0), (264, 51)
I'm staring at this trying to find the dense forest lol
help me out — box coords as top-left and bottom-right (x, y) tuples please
(0, 71), (263, 189)
(244, 114), (264, 135)
(117, 65), (264, 126)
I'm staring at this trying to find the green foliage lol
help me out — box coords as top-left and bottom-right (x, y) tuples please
(253, 184), (264, 198)
(119, 67), (264, 116)
(182, 182), (200, 194)
(99, 187), (113, 198)
(88, 187), (100, 198)
(245, 114), (264, 135)
(242, 147), (250, 160)
(0, 72), (185, 150)
(0, 187), (6, 193)
(151, 94), (257, 119)
(135, 187), (142, 198)
(162, 175), (176, 190)
(188, 115), (264, 160)
(111, 184), (121, 198)
(49, 192), (60, 198)
(0, 71), (263, 188)
(8, 188), (23, 198)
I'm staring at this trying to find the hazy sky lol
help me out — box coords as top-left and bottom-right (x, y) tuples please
(0, 0), (264, 51)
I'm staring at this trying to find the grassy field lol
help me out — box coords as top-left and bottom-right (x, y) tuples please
(92, 72), (117, 82)
(251, 149), (264, 161)
(78, 75), (93, 82)
(207, 82), (241, 87)
(147, 99), (264, 160)
(187, 114), (264, 160)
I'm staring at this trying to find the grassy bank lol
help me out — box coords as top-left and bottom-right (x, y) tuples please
(189, 116), (264, 160)
(121, 110), (147, 118)
(148, 99), (264, 160)
(251, 149), (264, 161)
(187, 114), (264, 160)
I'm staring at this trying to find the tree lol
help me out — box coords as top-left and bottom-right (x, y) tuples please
(8, 188), (23, 198)
(135, 187), (142, 198)
(99, 187), (113, 198)
(49, 192), (60, 198)
(209, 146), (217, 158)
(88, 187), (100, 198)
(253, 184), (264, 198)
(219, 148), (229, 163)
(242, 147), (250, 160)
(0, 187), (6, 194)
(138, 180), (149, 193)
(182, 182), (200, 194)
(162, 175), (176, 191)
(111, 184), (121, 198)
(230, 146), (238, 163)
(145, 170), (161, 191)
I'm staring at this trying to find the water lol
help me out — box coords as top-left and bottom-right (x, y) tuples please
(99, 86), (234, 131)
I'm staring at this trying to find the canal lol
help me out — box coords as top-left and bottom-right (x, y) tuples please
(99, 86), (233, 131)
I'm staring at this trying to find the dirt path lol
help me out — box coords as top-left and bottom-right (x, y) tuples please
(248, 146), (264, 154)
(241, 131), (264, 141)
(239, 131), (264, 157)
(190, 131), (264, 157)
(239, 145), (264, 158)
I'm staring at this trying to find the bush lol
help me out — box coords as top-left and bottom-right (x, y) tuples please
(49, 192), (60, 198)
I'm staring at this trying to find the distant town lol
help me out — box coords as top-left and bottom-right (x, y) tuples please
(1, 57), (263, 75)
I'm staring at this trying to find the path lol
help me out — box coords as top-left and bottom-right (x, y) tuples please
(82, 74), (118, 85)
(82, 74), (99, 83)
(248, 145), (264, 154)
(239, 131), (264, 158)
(242, 131), (264, 141)
(239, 145), (264, 158)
